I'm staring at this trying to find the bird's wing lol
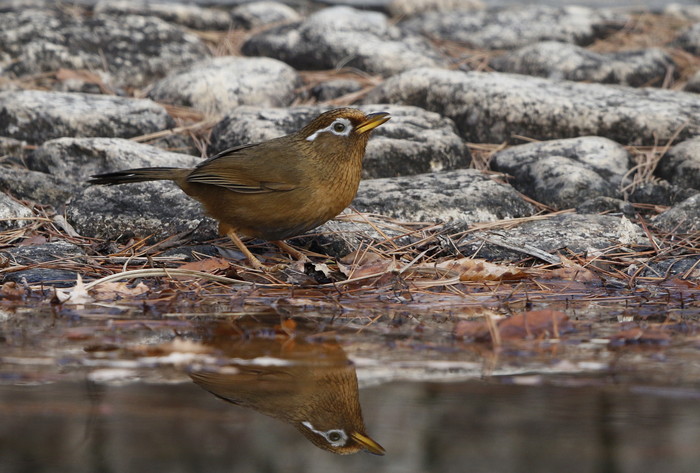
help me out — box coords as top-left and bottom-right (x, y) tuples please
(187, 141), (302, 194)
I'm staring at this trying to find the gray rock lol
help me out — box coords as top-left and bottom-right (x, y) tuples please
(0, 137), (25, 161)
(0, 240), (87, 287)
(230, 1), (301, 29)
(0, 9), (211, 89)
(387, 0), (483, 17)
(576, 196), (636, 219)
(208, 105), (471, 179)
(28, 137), (201, 187)
(686, 70), (700, 94)
(148, 56), (301, 117)
(94, 0), (232, 30)
(491, 42), (676, 87)
(311, 79), (363, 102)
(656, 137), (700, 191)
(490, 137), (631, 209)
(68, 181), (218, 241)
(0, 166), (73, 208)
(673, 22), (700, 56)
(459, 213), (648, 262)
(400, 5), (627, 50)
(352, 169), (535, 224)
(0, 90), (174, 145)
(0, 192), (33, 230)
(665, 3), (700, 22)
(242, 6), (444, 77)
(628, 181), (698, 207)
(652, 194), (700, 234)
(364, 68), (700, 145)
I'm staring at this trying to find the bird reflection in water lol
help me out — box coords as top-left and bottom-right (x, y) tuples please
(188, 321), (384, 455)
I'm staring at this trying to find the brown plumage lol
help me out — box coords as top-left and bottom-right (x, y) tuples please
(90, 108), (390, 269)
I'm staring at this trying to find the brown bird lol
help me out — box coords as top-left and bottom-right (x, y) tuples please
(90, 108), (390, 270)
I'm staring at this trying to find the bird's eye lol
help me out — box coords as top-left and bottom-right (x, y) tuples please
(333, 122), (346, 133)
(328, 431), (342, 442)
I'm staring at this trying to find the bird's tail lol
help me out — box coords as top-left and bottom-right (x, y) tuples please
(89, 167), (189, 185)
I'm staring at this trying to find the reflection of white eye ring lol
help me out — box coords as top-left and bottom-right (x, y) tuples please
(306, 118), (353, 141)
(301, 421), (349, 447)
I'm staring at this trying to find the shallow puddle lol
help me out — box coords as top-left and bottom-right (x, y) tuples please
(1, 288), (699, 472)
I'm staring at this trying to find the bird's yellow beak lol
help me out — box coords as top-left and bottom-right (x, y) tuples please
(351, 431), (386, 455)
(356, 112), (391, 134)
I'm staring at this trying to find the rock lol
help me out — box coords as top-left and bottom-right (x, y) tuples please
(628, 181), (698, 207)
(576, 196), (636, 219)
(208, 105), (471, 179)
(94, 0), (233, 30)
(400, 5), (626, 50)
(0, 90), (174, 145)
(352, 169), (535, 224)
(0, 240), (87, 287)
(0, 166), (73, 208)
(652, 194), (700, 234)
(387, 0), (483, 17)
(68, 182), (218, 241)
(311, 79), (363, 102)
(28, 137), (201, 188)
(242, 6), (443, 77)
(364, 68), (700, 145)
(148, 57), (301, 117)
(686, 70), (700, 94)
(665, 3), (700, 22)
(0, 137), (25, 161)
(0, 9), (211, 89)
(491, 42), (676, 87)
(230, 1), (301, 29)
(458, 213), (648, 262)
(657, 137), (700, 191)
(673, 22), (700, 56)
(490, 137), (631, 209)
(0, 192), (33, 230)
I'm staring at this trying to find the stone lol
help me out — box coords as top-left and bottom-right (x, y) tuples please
(28, 137), (201, 187)
(673, 22), (700, 56)
(230, 1), (301, 29)
(364, 68), (700, 145)
(67, 181), (218, 241)
(0, 192), (33, 230)
(0, 240), (87, 287)
(0, 8), (211, 89)
(311, 79), (363, 102)
(458, 213), (648, 262)
(665, 3), (700, 22)
(491, 42), (676, 87)
(652, 194), (700, 234)
(576, 196), (636, 219)
(94, 0), (233, 30)
(686, 70), (700, 94)
(352, 169), (535, 224)
(400, 5), (626, 50)
(490, 137), (631, 209)
(242, 6), (444, 77)
(208, 105), (471, 179)
(0, 166), (73, 208)
(387, 0), (483, 17)
(0, 90), (174, 145)
(657, 137), (700, 191)
(148, 56), (301, 117)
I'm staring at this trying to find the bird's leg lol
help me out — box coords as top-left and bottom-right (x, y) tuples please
(273, 240), (310, 264)
(225, 229), (267, 271)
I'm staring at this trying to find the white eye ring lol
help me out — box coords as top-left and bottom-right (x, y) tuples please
(306, 118), (353, 141)
(301, 422), (349, 447)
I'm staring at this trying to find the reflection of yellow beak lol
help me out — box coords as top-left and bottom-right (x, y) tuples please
(351, 431), (386, 455)
(356, 112), (391, 134)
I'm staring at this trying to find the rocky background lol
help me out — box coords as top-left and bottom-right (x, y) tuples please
(1, 0), (699, 286)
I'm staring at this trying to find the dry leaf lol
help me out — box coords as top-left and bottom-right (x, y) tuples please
(178, 257), (231, 273)
(544, 255), (600, 282)
(92, 281), (150, 300)
(429, 258), (527, 281)
(54, 274), (93, 305)
(498, 310), (571, 340)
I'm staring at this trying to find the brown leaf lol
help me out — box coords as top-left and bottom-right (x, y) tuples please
(544, 255), (600, 282)
(454, 319), (490, 340)
(433, 258), (528, 281)
(178, 257), (231, 273)
(92, 281), (150, 300)
(610, 327), (671, 345)
(498, 310), (571, 340)
(1, 281), (25, 300)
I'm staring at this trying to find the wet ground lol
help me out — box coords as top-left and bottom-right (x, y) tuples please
(1, 280), (699, 472)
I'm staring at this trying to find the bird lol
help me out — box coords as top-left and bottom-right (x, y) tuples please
(89, 108), (390, 270)
(188, 322), (385, 455)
